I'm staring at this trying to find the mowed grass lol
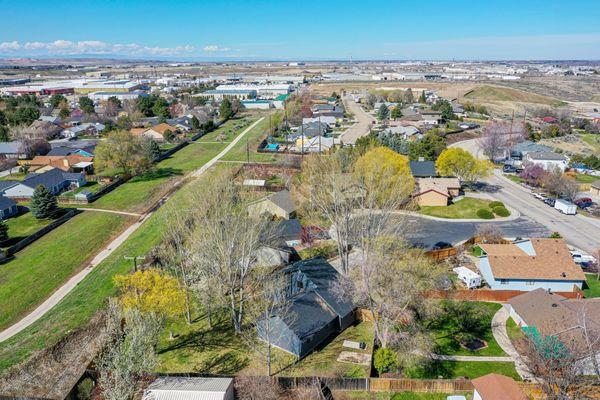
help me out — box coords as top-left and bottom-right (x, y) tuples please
(0, 166), (234, 372)
(3, 212), (53, 242)
(433, 302), (506, 357)
(420, 197), (504, 219)
(220, 114), (283, 163)
(0, 211), (131, 331)
(404, 360), (520, 380)
(579, 133), (600, 152)
(584, 274), (600, 298)
(89, 117), (257, 213)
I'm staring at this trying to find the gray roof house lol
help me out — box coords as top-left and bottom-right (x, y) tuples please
(3, 168), (86, 198)
(409, 161), (437, 178)
(248, 189), (297, 219)
(0, 195), (18, 219)
(257, 258), (356, 358)
(0, 142), (26, 159)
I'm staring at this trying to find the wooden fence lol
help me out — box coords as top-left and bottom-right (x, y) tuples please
(426, 286), (584, 302)
(426, 247), (457, 260)
(369, 378), (473, 393)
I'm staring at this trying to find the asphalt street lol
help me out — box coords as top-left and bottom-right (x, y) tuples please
(340, 94), (375, 144)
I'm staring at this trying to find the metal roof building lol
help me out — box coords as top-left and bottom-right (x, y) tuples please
(143, 377), (234, 400)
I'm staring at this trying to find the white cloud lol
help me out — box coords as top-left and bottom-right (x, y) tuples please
(203, 45), (231, 52)
(0, 39), (196, 57)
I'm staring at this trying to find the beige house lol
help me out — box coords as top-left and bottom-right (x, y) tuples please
(130, 123), (177, 142)
(591, 179), (600, 197)
(248, 189), (297, 220)
(414, 177), (461, 207)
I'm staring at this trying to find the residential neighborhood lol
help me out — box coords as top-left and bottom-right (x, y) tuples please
(0, 2), (599, 400)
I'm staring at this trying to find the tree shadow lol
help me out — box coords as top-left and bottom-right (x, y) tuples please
(157, 318), (238, 355)
(193, 351), (249, 375)
(472, 182), (501, 193)
(130, 167), (183, 183)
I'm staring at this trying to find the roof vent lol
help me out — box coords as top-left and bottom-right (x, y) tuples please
(552, 303), (558, 308)
(561, 272), (567, 277)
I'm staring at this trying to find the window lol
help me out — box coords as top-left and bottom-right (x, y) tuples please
(500, 279), (509, 285)
(296, 281), (304, 289)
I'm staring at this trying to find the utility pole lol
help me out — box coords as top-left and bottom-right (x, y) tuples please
(124, 256), (145, 272)
(246, 138), (250, 163)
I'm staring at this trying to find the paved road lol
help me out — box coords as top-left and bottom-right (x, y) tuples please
(452, 139), (600, 254)
(340, 94), (375, 145)
(0, 117), (266, 343)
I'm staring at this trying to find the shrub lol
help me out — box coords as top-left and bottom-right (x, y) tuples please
(298, 242), (337, 260)
(374, 348), (399, 374)
(476, 209), (494, 219)
(492, 206), (510, 217)
(550, 232), (562, 238)
(489, 201), (504, 208)
(343, 365), (365, 378)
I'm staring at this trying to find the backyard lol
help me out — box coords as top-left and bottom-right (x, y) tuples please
(404, 360), (520, 380)
(419, 197), (509, 219)
(3, 211), (54, 245)
(584, 273), (600, 298)
(337, 392), (472, 400)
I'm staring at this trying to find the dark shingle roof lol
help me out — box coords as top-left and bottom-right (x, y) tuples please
(0, 195), (16, 211)
(409, 161), (437, 177)
(22, 168), (67, 189)
(0, 181), (19, 192)
(274, 219), (302, 242)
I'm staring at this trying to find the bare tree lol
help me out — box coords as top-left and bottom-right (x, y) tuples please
(478, 121), (509, 161)
(97, 299), (162, 400)
(241, 272), (297, 376)
(234, 376), (284, 400)
(475, 224), (505, 244)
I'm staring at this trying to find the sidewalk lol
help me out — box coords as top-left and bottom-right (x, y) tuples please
(491, 306), (534, 380)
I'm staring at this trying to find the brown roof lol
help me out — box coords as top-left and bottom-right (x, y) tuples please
(415, 177), (460, 196)
(150, 123), (176, 134)
(508, 288), (600, 351)
(482, 238), (585, 281)
(130, 127), (148, 136)
(471, 374), (527, 400)
(29, 155), (93, 171)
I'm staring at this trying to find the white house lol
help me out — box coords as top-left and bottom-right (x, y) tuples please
(523, 151), (569, 172)
(143, 377), (234, 400)
(476, 238), (585, 292)
(3, 169), (86, 198)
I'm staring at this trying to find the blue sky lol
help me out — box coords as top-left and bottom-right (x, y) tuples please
(1, 0), (599, 60)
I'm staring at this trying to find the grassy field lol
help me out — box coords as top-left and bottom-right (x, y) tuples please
(3, 212), (53, 243)
(579, 133), (600, 152)
(574, 173), (598, 184)
(505, 174), (524, 184)
(506, 317), (525, 347)
(432, 302), (506, 357)
(420, 197), (506, 219)
(584, 274), (600, 298)
(464, 85), (565, 107)
(0, 211), (131, 331)
(220, 115), (284, 163)
(89, 117), (258, 213)
(404, 359), (520, 380)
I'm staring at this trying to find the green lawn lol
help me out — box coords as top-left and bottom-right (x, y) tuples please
(573, 174), (598, 184)
(404, 360), (520, 380)
(506, 317), (525, 346)
(60, 181), (101, 198)
(0, 211), (131, 332)
(579, 133), (600, 152)
(505, 174), (524, 184)
(420, 197), (507, 219)
(3, 212), (54, 242)
(432, 302), (506, 357)
(0, 172), (27, 181)
(282, 321), (374, 378)
(220, 115), (284, 163)
(584, 274), (600, 298)
(89, 117), (256, 213)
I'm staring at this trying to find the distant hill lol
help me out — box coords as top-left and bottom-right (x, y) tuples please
(464, 85), (566, 107)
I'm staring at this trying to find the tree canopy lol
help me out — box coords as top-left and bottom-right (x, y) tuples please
(30, 185), (59, 219)
(94, 130), (152, 176)
(435, 147), (491, 183)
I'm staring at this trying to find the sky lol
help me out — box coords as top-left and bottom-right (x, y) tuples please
(1, 0), (599, 61)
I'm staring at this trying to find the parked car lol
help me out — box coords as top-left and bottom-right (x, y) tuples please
(555, 199), (577, 215)
(544, 198), (556, 207)
(577, 201), (594, 209)
(533, 193), (545, 201)
(503, 164), (517, 173)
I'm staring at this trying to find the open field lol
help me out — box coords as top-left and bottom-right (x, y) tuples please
(0, 211), (132, 332)
(419, 198), (507, 219)
(220, 116), (283, 163)
(464, 85), (565, 106)
(540, 133), (600, 156)
(404, 359), (520, 380)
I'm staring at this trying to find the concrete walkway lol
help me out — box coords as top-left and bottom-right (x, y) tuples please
(76, 207), (143, 217)
(0, 116), (265, 343)
(491, 306), (534, 380)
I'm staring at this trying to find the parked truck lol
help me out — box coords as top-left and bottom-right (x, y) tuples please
(554, 199), (577, 215)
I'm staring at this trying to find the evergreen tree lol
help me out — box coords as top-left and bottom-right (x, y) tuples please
(219, 98), (234, 121)
(377, 104), (390, 121)
(79, 96), (95, 115)
(391, 107), (403, 120)
(403, 88), (414, 104)
(191, 116), (200, 130)
(0, 219), (8, 242)
(419, 90), (427, 104)
(30, 185), (59, 219)
(147, 140), (162, 161)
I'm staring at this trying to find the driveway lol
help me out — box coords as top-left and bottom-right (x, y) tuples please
(452, 139), (600, 254)
(339, 94), (375, 145)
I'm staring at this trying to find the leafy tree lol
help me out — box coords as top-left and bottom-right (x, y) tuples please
(94, 130), (152, 176)
(219, 98), (234, 121)
(0, 125), (9, 142)
(0, 110), (5, 126)
(107, 96), (122, 109)
(419, 90), (427, 104)
(390, 106), (403, 120)
(374, 348), (399, 374)
(147, 140), (162, 161)
(30, 185), (59, 219)
(163, 129), (175, 142)
(0, 219), (8, 242)
(435, 147), (491, 183)
(78, 96), (95, 115)
(377, 104), (390, 121)
(403, 88), (414, 104)
(49, 94), (66, 108)
(152, 98), (170, 121)
(58, 107), (70, 120)
(432, 99), (455, 120)
(5, 106), (40, 126)
(408, 133), (446, 161)
(191, 115), (200, 130)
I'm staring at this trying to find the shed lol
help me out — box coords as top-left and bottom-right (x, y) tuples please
(452, 267), (482, 289)
(143, 376), (234, 400)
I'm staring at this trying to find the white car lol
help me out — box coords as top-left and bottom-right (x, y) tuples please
(570, 251), (597, 264)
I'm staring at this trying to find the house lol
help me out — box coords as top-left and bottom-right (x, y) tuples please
(0, 195), (18, 219)
(413, 177), (461, 207)
(471, 373), (527, 400)
(142, 376), (234, 400)
(0, 142), (26, 159)
(590, 180), (600, 197)
(3, 168), (86, 198)
(38, 115), (61, 125)
(510, 141), (553, 160)
(166, 116), (194, 131)
(476, 238), (585, 292)
(296, 121), (329, 137)
(523, 151), (569, 172)
(302, 116), (337, 128)
(542, 116), (559, 124)
(313, 105), (345, 119)
(131, 123), (178, 142)
(60, 122), (105, 138)
(507, 289), (600, 375)
(257, 258), (356, 358)
(382, 125), (422, 141)
(419, 110), (442, 125)
(409, 161), (437, 178)
(248, 189), (297, 219)
(24, 120), (62, 139)
(47, 145), (95, 157)
(28, 154), (94, 174)
(291, 136), (335, 153)
(273, 219), (302, 247)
